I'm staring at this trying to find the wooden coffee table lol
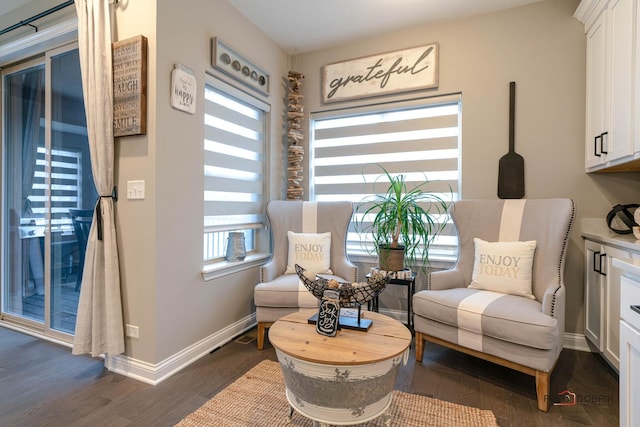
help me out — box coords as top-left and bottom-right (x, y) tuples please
(269, 309), (412, 426)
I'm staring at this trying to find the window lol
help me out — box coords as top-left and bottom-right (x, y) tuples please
(203, 75), (269, 269)
(310, 95), (461, 264)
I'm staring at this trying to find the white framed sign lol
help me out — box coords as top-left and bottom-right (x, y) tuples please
(171, 63), (196, 114)
(322, 43), (438, 103)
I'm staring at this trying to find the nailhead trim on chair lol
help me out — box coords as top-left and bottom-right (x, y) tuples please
(550, 199), (575, 318)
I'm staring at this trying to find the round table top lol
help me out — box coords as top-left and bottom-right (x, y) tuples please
(269, 309), (412, 365)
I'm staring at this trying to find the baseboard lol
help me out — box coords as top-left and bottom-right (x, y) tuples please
(86, 310), (596, 385)
(105, 313), (256, 385)
(563, 332), (592, 352)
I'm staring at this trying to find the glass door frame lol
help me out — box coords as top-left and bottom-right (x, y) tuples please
(1, 41), (82, 345)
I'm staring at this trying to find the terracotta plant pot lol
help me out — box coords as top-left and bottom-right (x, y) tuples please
(378, 246), (405, 271)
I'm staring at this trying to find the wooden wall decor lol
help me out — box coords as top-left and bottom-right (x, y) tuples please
(322, 43), (438, 103)
(211, 37), (269, 96)
(287, 71), (304, 200)
(112, 35), (148, 137)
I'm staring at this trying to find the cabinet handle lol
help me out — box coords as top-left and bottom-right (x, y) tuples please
(594, 135), (602, 157)
(599, 252), (607, 276)
(593, 251), (601, 273)
(600, 131), (608, 154)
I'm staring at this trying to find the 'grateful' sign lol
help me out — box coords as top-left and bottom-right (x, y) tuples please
(322, 43), (438, 103)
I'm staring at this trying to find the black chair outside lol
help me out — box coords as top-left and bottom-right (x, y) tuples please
(69, 209), (93, 291)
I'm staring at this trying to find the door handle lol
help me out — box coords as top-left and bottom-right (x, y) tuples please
(600, 131), (608, 154)
(599, 252), (607, 276)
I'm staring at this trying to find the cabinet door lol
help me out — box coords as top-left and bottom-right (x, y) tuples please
(605, 0), (635, 161)
(604, 245), (630, 370)
(585, 9), (608, 168)
(585, 240), (605, 348)
(620, 320), (640, 427)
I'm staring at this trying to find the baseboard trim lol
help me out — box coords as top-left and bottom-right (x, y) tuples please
(563, 332), (592, 352)
(105, 313), (256, 385)
(102, 311), (594, 385)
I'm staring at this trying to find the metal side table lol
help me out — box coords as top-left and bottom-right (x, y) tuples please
(367, 271), (416, 333)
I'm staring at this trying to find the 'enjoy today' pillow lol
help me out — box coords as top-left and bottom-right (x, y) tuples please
(284, 231), (332, 275)
(468, 238), (537, 299)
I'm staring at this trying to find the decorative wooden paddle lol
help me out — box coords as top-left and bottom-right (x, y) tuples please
(497, 81), (525, 199)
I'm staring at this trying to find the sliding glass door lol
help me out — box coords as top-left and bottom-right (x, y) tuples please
(1, 43), (97, 341)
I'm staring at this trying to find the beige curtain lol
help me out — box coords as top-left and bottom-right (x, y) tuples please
(72, 0), (124, 357)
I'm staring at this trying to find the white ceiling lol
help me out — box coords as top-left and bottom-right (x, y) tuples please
(2, 0), (542, 54)
(227, 0), (543, 54)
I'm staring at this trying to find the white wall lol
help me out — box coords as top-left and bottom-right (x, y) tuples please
(291, 0), (640, 335)
(112, 0), (288, 364)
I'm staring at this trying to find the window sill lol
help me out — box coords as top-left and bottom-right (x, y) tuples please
(348, 253), (456, 271)
(202, 253), (270, 281)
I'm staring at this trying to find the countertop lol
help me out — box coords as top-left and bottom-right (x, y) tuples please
(612, 257), (640, 277)
(581, 218), (640, 253)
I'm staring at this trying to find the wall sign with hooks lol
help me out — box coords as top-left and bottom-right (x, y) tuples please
(211, 37), (269, 96)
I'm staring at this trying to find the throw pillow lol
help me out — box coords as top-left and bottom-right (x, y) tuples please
(468, 238), (537, 299)
(284, 231), (333, 275)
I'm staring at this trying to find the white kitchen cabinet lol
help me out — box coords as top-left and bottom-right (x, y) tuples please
(585, 239), (604, 347)
(620, 320), (640, 426)
(576, 0), (637, 172)
(584, 238), (634, 371)
(613, 266), (640, 427)
(583, 4), (608, 169)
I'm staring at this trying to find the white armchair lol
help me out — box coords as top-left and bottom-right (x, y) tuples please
(254, 200), (357, 349)
(413, 198), (575, 411)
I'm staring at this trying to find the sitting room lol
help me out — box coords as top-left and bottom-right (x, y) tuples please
(0, 0), (636, 425)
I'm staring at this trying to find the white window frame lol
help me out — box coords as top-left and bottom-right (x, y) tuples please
(310, 94), (462, 269)
(201, 74), (270, 281)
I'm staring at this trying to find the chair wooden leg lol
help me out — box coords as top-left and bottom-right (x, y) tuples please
(535, 370), (550, 412)
(257, 322), (266, 350)
(415, 332), (424, 362)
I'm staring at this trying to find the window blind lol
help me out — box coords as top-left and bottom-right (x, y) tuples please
(311, 95), (461, 263)
(203, 75), (268, 262)
(31, 145), (81, 229)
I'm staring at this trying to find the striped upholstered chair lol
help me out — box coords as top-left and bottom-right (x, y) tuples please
(413, 198), (575, 412)
(254, 200), (358, 350)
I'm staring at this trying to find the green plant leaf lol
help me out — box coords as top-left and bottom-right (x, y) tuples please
(355, 164), (452, 269)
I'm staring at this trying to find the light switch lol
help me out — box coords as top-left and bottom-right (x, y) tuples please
(127, 180), (145, 200)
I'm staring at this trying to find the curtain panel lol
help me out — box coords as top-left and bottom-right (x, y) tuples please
(72, 0), (124, 357)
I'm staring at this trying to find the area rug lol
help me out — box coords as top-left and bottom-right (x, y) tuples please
(175, 360), (499, 427)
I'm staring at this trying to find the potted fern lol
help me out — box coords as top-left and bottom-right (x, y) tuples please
(356, 166), (450, 271)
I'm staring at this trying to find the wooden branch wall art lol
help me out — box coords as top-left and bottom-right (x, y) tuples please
(287, 71), (305, 200)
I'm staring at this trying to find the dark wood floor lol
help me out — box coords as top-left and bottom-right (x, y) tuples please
(0, 326), (619, 427)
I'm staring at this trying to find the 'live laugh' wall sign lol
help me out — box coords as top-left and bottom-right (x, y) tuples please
(322, 43), (438, 103)
(113, 35), (148, 137)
